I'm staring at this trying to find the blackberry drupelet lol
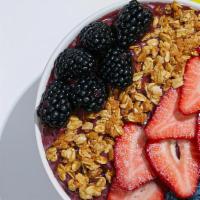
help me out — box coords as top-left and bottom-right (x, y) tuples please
(37, 80), (72, 128)
(71, 76), (108, 112)
(54, 48), (95, 81)
(79, 21), (115, 53)
(114, 0), (153, 48)
(100, 47), (133, 89)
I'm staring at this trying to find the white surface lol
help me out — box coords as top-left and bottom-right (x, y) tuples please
(1, 0), (200, 200)
(0, 1), (117, 200)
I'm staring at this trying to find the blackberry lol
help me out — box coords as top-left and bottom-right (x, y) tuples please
(165, 192), (178, 200)
(54, 48), (95, 81)
(37, 80), (72, 128)
(189, 183), (200, 200)
(165, 184), (200, 200)
(79, 21), (115, 53)
(71, 76), (108, 112)
(100, 47), (133, 89)
(114, 0), (153, 48)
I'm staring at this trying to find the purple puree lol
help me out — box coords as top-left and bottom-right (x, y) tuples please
(39, 2), (192, 200)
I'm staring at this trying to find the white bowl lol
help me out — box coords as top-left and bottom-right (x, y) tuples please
(35, 0), (200, 200)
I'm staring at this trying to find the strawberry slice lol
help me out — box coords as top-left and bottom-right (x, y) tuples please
(146, 139), (200, 198)
(180, 57), (200, 114)
(114, 123), (155, 190)
(145, 88), (196, 140)
(108, 179), (164, 200)
(197, 113), (200, 152)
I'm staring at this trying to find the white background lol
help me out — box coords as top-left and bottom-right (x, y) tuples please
(0, 0), (116, 199)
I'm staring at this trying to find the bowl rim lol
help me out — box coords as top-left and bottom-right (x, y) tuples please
(34, 0), (200, 200)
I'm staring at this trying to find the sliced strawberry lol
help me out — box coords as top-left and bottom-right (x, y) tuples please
(114, 123), (155, 190)
(145, 88), (196, 140)
(107, 179), (164, 200)
(197, 113), (200, 152)
(146, 139), (200, 198)
(195, 46), (200, 54)
(180, 57), (200, 114)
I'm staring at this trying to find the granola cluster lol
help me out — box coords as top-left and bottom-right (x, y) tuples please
(46, 97), (120, 199)
(125, 2), (200, 124)
(46, 2), (200, 199)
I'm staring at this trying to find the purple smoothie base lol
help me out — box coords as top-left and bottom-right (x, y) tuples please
(40, 2), (193, 200)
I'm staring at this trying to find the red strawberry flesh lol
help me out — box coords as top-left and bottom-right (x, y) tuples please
(145, 88), (196, 140)
(180, 57), (200, 114)
(108, 179), (164, 200)
(146, 139), (200, 198)
(197, 113), (200, 153)
(114, 123), (155, 191)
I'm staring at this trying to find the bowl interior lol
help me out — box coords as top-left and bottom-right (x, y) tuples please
(35, 1), (200, 200)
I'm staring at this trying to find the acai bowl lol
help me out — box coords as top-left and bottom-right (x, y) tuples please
(35, 0), (200, 199)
